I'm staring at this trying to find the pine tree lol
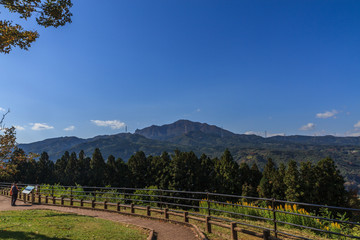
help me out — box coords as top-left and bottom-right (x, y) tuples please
(170, 150), (201, 191)
(105, 155), (117, 186)
(89, 148), (106, 186)
(272, 163), (286, 200)
(299, 161), (316, 203)
(284, 160), (301, 202)
(214, 149), (241, 195)
(115, 157), (129, 187)
(314, 157), (347, 206)
(55, 151), (69, 184)
(36, 152), (54, 184)
(128, 151), (151, 188)
(77, 150), (91, 186)
(150, 152), (171, 189)
(258, 158), (276, 198)
(198, 153), (215, 192)
(64, 152), (78, 185)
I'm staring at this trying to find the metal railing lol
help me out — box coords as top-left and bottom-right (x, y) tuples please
(1, 182), (359, 240)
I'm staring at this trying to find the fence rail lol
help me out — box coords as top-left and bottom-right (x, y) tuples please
(1, 182), (360, 240)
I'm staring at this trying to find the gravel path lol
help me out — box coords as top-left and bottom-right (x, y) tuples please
(0, 195), (200, 240)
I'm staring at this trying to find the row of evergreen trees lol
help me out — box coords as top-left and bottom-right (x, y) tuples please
(3, 148), (353, 207)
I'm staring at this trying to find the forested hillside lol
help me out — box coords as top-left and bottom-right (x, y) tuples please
(18, 120), (360, 191)
(2, 148), (359, 209)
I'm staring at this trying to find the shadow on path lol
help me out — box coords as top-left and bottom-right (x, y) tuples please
(0, 230), (69, 240)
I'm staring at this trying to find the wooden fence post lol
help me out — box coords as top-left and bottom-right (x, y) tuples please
(184, 212), (189, 223)
(45, 195), (48, 203)
(52, 196), (56, 204)
(80, 199), (83, 207)
(104, 201), (107, 209)
(272, 198), (278, 238)
(130, 203), (134, 213)
(230, 222), (237, 240)
(61, 197), (64, 205)
(117, 202), (120, 211)
(146, 206), (151, 216)
(92, 200), (95, 208)
(205, 216), (212, 233)
(38, 194), (41, 204)
(263, 230), (270, 240)
(164, 208), (169, 219)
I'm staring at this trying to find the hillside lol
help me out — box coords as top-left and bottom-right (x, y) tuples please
(19, 120), (360, 191)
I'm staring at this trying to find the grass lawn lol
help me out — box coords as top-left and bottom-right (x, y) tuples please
(0, 209), (148, 240)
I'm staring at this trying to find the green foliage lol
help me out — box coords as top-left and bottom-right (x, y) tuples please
(214, 149), (241, 195)
(131, 186), (159, 207)
(0, 0), (73, 53)
(284, 160), (301, 202)
(200, 201), (354, 239)
(90, 148), (106, 186)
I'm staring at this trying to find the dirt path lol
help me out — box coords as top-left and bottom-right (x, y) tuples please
(0, 195), (200, 240)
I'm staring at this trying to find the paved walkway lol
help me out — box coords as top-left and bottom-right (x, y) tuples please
(0, 195), (200, 240)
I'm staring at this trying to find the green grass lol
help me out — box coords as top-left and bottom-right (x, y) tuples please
(0, 210), (148, 240)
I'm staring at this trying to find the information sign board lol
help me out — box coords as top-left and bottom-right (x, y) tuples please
(22, 186), (35, 194)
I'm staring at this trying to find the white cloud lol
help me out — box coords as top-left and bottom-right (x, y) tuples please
(300, 123), (315, 131)
(14, 125), (25, 131)
(267, 133), (285, 137)
(316, 110), (338, 119)
(64, 125), (75, 131)
(196, 108), (201, 112)
(354, 121), (360, 129)
(91, 120), (125, 129)
(347, 132), (360, 137)
(31, 123), (54, 131)
(245, 131), (262, 136)
(244, 131), (285, 137)
(0, 107), (5, 112)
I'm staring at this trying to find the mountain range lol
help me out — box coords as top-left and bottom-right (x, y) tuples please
(19, 119), (360, 190)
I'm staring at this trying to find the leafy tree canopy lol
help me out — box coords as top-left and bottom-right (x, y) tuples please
(0, 0), (73, 53)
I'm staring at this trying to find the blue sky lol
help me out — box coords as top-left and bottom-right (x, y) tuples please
(1, 0), (360, 143)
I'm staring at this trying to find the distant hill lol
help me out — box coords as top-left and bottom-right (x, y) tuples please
(134, 119), (235, 140)
(18, 119), (360, 191)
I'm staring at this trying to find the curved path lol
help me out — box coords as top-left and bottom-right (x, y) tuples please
(0, 195), (200, 240)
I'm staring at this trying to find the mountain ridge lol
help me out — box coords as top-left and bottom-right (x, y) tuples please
(18, 120), (360, 191)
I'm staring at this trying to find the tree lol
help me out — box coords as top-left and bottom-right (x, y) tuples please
(89, 148), (106, 186)
(36, 151), (54, 184)
(150, 152), (171, 189)
(214, 149), (241, 195)
(128, 151), (151, 188)
(105, 155), (117, 186)
(198, 153), (215, 192)
(169, 150), (201, 191)
(299, 161), (316, 203)
(271, 163), (286, 200)
(0, 0), (73, 53)
(54, 151), (69, 184)
(258, 158), (276, 198)
(284, 160), (301, 202)
(76, 150), (91, 186)
(115, 157), (129, 187)
(64, 152), (78, 185)
(313, 157), (348, 206)
(0, 110), (35, 180)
